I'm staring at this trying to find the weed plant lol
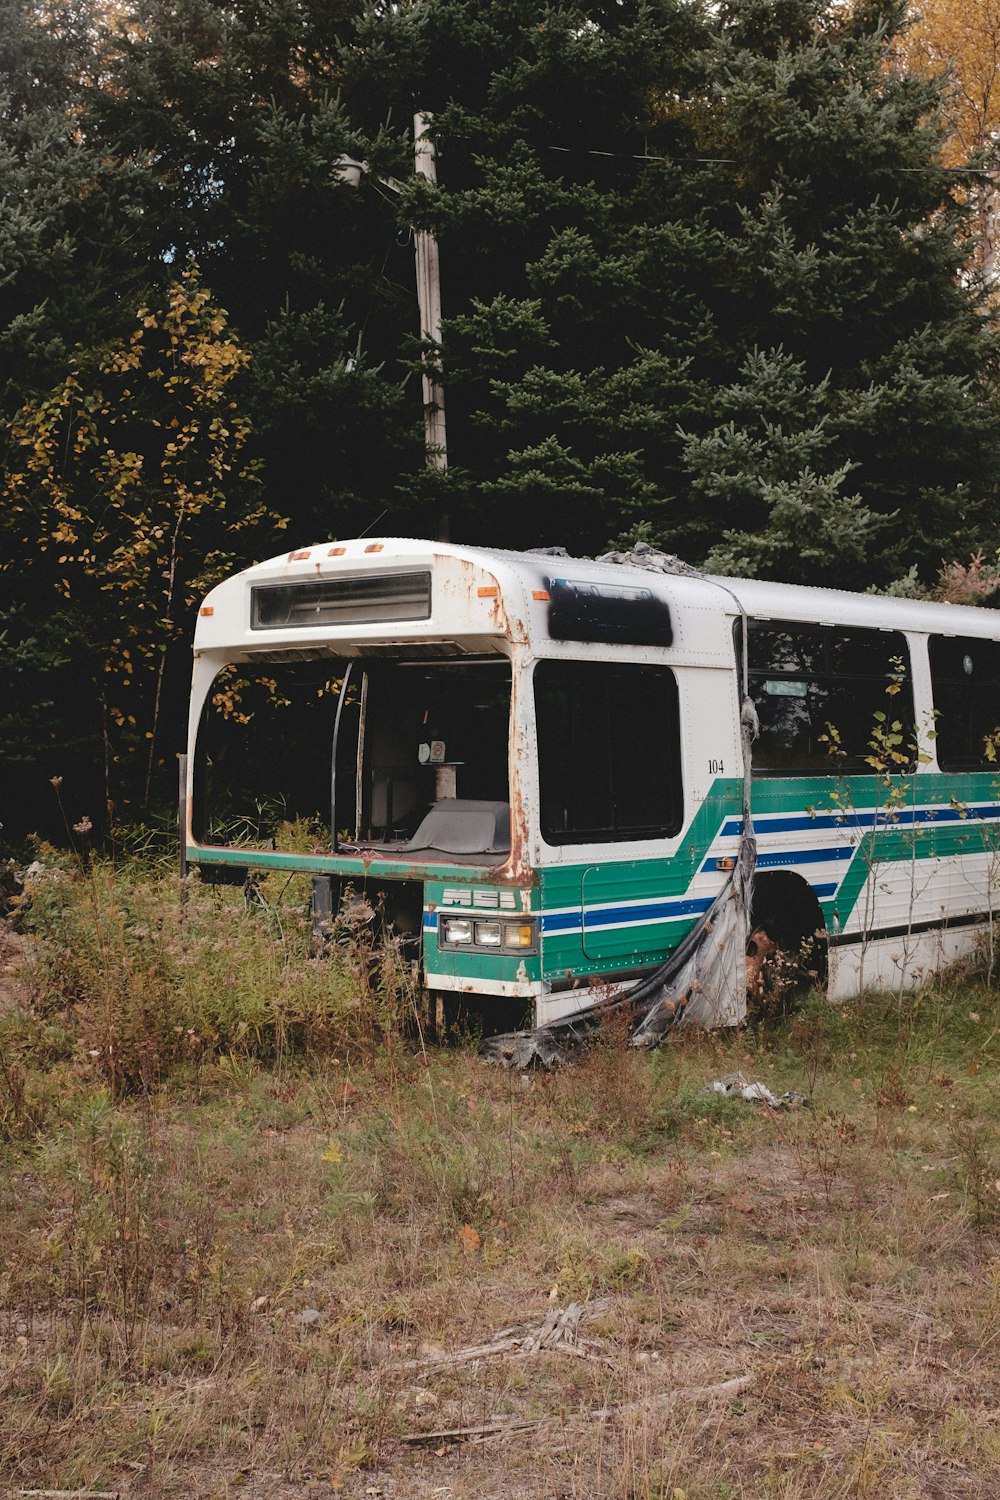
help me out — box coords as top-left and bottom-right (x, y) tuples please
(8, 850), (413, 1099)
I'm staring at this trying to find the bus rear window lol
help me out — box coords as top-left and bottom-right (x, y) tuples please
(929, 635), (1000, 770)
(251, 571), (431, 629)
(194, 655), (511, 852)
(534, 660), (682, 843)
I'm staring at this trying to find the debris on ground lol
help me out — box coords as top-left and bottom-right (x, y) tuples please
(706, 1071), (810, 1109)
(397, 1298), (613, 1372)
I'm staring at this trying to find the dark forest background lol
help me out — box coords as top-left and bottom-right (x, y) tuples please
(3, 0), (1000, 842)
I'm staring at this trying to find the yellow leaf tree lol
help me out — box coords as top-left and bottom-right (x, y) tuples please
(902, 0), (1000, 160)
(899, 0), (1000, 273)
(3, 266), (285, 814)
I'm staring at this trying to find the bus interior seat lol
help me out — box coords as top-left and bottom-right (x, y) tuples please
(403, 799), (511, 855)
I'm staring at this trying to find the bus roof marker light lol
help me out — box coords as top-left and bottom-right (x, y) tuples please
(329, 546), (347, 557)
(289, 550), (311, 561)
(532, 590), (550, 601)
(364, 543), (384, 553)
(199, 606), (214, 617)
(478, 586), (498, 598)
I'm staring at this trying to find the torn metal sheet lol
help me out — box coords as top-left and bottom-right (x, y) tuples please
(481, 547), (758, 1068)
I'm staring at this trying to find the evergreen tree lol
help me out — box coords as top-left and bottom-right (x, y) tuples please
(342, 0), (719, 546)
(341, 0), (1000, 576)
(678, 0), (1000, 585)
(682, 348), (882, 582)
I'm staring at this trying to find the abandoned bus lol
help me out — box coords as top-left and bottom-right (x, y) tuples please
(183, 537), (1000, 1027)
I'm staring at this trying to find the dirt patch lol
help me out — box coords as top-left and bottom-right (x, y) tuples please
(591, 1195), (668, 1227)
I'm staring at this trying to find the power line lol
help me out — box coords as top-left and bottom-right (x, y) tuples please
(546, 144), (998, 176)
(547, 145), (735, 164)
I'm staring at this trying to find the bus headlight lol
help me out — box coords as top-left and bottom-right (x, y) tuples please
(441, 917), (473, 945)
(438, 916), (537, 952)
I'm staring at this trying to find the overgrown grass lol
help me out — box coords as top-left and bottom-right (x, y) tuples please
(6, 851), (414, 1098)
(2, 859), (1000, 1497)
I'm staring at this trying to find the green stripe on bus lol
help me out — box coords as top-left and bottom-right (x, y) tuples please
(186, 843), (530, 885)
(191, 768), (1000, 987)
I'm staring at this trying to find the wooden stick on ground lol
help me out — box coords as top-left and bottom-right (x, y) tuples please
(18, 1491), (122, 1499)
(399, 1373), (754, 1446)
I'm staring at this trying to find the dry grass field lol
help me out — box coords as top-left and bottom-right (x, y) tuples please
(1, 855), (999, 1498)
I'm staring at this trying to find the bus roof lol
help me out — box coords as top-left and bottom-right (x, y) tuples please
(194, 536), (1000, 653)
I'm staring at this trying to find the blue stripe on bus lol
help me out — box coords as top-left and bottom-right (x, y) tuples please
(539, 912), (578, 933)
(541, 895), (714, 934)
(719, 803), (1000, 839)
(584, 897), (715, 929)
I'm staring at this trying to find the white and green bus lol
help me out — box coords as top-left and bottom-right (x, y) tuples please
(183, 537), (1000, 1027)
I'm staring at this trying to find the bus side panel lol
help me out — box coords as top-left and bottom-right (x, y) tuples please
(535, 766), (1000, 997)
(538, 780), (740, 986)
(718, 773), (1000, 993)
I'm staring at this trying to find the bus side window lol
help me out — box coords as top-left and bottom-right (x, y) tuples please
(533, 660), (683, 844)
(929, 635), (1000, 770)
(739, 620), (915, 775)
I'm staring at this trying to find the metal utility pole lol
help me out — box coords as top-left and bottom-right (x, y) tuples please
(412, 112), (447, 472)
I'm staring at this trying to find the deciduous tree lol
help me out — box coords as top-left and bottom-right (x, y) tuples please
(2, 269), (282, 815)
(901, 0), (1000, 162)
(897, 0), (1000, 279)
